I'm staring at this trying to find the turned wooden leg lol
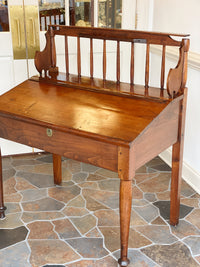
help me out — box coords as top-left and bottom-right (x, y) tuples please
(53, 154), (62, 185)
(0, 149), (6, 219)
(118, 180), (132, 267)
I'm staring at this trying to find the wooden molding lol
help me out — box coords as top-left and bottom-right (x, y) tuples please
(151, 45), (200, 71)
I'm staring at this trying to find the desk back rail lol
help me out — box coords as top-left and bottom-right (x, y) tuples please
(34, 25), (189, 99)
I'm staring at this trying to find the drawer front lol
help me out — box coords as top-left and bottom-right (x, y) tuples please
(0, 115), (118, 171)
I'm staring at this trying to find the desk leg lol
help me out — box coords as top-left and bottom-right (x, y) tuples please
(118, 180), (132, 267)
(0, 149), (6, 219)
(170, 92), (187, 226)
(53, 154), (62, 185)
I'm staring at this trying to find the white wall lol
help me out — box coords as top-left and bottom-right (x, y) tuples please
(150, 0), (200, 193)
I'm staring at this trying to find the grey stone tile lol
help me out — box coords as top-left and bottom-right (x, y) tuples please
(133, 204), (159, 223)
(0, 241), (31, 267)
(21, 188), (47, 202)
(153, 200), (193, 220)
(0, 226), (28, 249)
(142, 242), (200, 267)
(67, 238), (108, 258)
(135, 225), (178, 244)
(144, 193), (157, 202)
(2, 168), (16, 181)
(17, 171), (54, 188)
(22, 197), (64, 211)
(72, 172), (88, 183)
(0, 213), (23, 229)
(183, 236), (200, 256)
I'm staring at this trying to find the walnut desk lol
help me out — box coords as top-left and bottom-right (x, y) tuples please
(0, 26), (189, 266)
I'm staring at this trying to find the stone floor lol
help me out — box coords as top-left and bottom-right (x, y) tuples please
(0, 153), (200, 267)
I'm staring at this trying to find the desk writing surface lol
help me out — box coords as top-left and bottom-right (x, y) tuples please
(0, 80), (170, 145)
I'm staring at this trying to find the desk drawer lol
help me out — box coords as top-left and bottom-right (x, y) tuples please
(0, 115), (118, 171)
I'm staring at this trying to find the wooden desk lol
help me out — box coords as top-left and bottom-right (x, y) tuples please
(0, 26), (189, 267)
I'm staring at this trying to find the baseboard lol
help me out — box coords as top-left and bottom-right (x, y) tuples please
(159, 148), (200, 195)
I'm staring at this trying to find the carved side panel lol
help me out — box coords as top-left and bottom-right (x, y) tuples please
(167, 39), (190, 98)
(34, 27), (58, 76)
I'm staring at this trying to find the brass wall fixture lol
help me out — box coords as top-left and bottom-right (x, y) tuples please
(10, 5), (40, 60)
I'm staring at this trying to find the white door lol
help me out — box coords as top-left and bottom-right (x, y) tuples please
(0, 0), (137, 156)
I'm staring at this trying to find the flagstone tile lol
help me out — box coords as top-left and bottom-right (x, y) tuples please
(70, 214), (96, 235)
(29, 240), (80, 267)
(85, 227), (102, 238)
(83, 189), (119, 209)
(170, 220), (200, 239)
(4, 192), (22, 203)
(135, 225), (177, 244)
(15, 177), (37, 191)
(156, 191), (171, 201)
(0, 213), (23, 228)
(113, 249), (158, 267)
(146, 156), (166, 167)
(138, 173), (171, 193)
(21, 188), (47, 202)
(183, 236), (200, 256)
(185, 209), (200, 229)
(99, 227), (152, 252)
(5, 202), (21, 214)
(22, 197), (64, 211)
(151, 216), (167, 225)
(17, 171), (54, 188)
(27, 221), (58, 239)
(0, 226), (28, 249)
(141, 242), (200, 267)
(66, 256), (117, 267)
(83, 195), (109, 211)
(2, 157), (12, 170)
(180, 198), (199, 208)
(132, 199), (149, 207)
(82, 163), (100, 173)
(149, 164), (171, 172)
(62, 206), (89, 217)
(87, 173), (107, 181)
(15, 163), (54, 175)
(97, 179), (120, 192)
(132, 186), (143, 199)
(12, 159), (43, 167)
(0, 241), (31, 267)
(134, 173), (159, 184)
(130, 210), (148, 226)
(2, 168), (16, 181)
(72, 172), (88, 183)
(3, 177), (17, 194)
(153, 201), (193, 220)
(95, 168), (118, 178)
(21, 211), (64, 223)
(62, 159), (81, 174)
(94, 209), (119, 226)
(133, 204), (159, 223)
(144, 193), (157, 202)
(52, 218), (81, 239)
(48, 185), (81, 204)
(37, 154), (53, 163)
(181, 180), (196, 197)
(66, 238), (108, 258)
(66, 195), (85, 207)
(79, 181), (99, 190)
(191, 193), (200, 198)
